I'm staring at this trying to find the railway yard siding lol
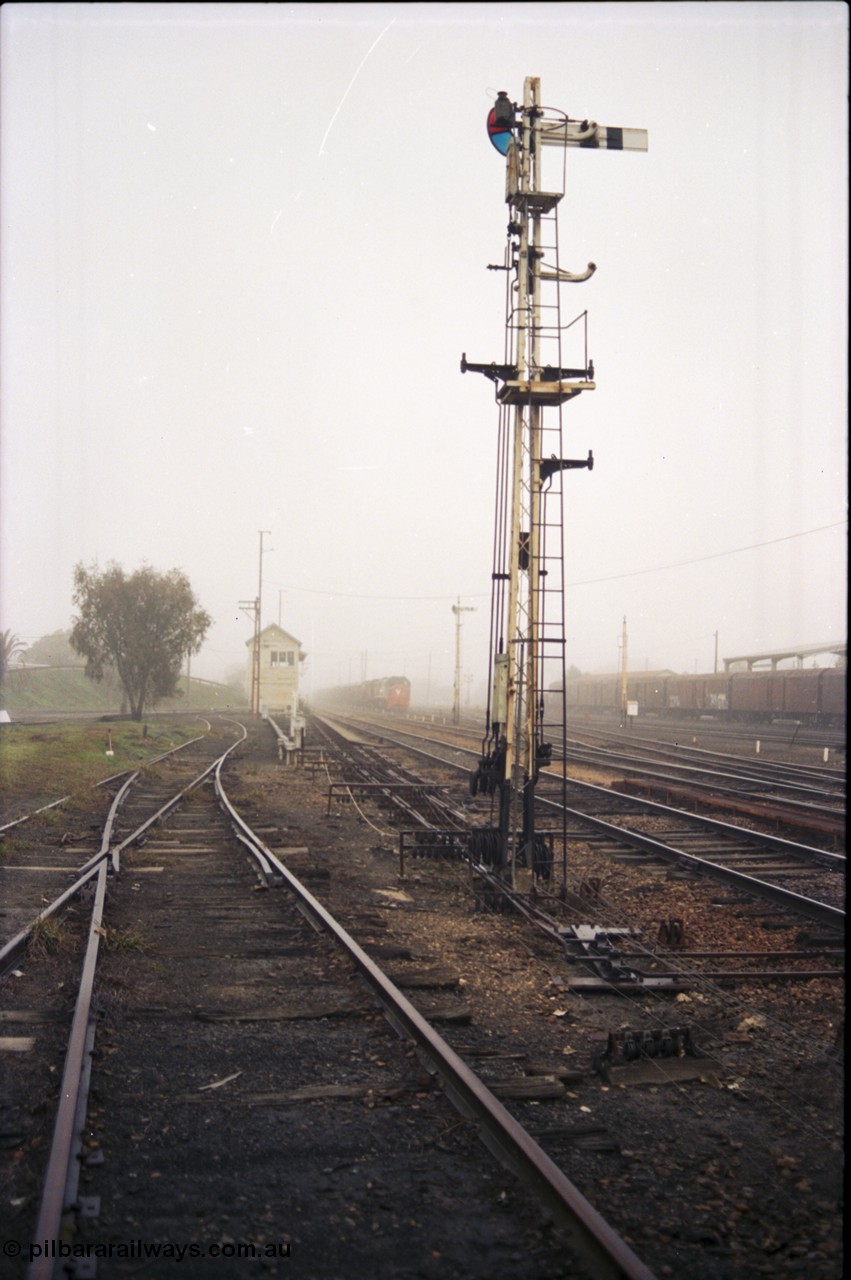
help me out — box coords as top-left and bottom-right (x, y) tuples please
(1, 716), (843, 1280)
(564, 667), (845, 727)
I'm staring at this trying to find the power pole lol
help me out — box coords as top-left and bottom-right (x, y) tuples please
(465, 78), (646, 886)
(240, 530), (272, 718)
(252, 596), (261, 715)
(451, 598), (475, 724)
(256, 530), (272, 716)
(620, 615), (629, 724)
(239, 597), (259, 714)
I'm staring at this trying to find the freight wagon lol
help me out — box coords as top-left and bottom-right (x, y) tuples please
(563, 667), (845, 728)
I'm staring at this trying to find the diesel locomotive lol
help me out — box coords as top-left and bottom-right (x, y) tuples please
(315, 676), (411, 714)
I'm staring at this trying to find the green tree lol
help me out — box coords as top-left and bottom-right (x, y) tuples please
(23, 629), (85, 667)
(0, 629), (25, 684)
(70, 563), (212, 721)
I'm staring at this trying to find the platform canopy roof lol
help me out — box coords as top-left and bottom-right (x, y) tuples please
(723, 642), (846, 672)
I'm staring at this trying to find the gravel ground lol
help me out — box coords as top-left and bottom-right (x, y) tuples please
(1, 729), (587, 1280)
(223, 722), (844, 1280)
(1, 719), (843, 1280)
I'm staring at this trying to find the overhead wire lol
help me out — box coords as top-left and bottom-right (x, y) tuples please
(265, 521), (846, 605)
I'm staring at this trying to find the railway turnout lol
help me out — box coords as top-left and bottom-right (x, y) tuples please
(3, 719), (664, 1280)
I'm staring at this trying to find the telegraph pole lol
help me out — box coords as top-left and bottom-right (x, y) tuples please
(253, 531), (272, 715)
(620, 616), (629, 725)
(464, 78), (646, 885)
(451, 598), (475, 724)
(239, 597), (259, 713)
(240, 530), (272, 717)
(258, 530), (272, 625)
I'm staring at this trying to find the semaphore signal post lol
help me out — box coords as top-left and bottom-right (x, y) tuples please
(463, 77), (647, 889)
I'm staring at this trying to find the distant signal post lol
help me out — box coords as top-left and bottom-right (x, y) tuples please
(464, 77), (647, 885)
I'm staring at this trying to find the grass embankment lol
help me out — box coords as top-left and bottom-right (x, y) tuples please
(0, 666), (247, 715)
(1, 667), (120, 713)
(0, 719), (203, 829)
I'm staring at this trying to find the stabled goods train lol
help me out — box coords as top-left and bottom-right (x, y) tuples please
(321, 676), (411, 714)
(563, 667), (845, 728)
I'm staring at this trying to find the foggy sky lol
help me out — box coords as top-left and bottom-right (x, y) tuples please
(1, 1), (847, 704)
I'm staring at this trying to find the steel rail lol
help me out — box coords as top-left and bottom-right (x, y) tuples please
(313, 719), (459, 832)
(381, 719), (847, 861)
(104, 725), (234, 870)
(566, 716), (847, 750)
(611, 775), (844, 842)
(0, 727), (209, 835)
(347, 711), (845, 795)
(0, 794), (73, 836)
(312, 718), (842, 1013)
(325, 714), (845, 868)
(214, 768), (658, 1280)
(311, 723), (844, 994)
(315, 715), (845, 929)
(544, 776), (845, 868)
(560, 741), (845, 810)
(536, 793), (844, 930)
(468, 866), (843, 986)
(0, 768), (140, 836)
(0, 772), (137, 974)
(0, 727), (214, 970)
(27, 860), (108, 1280)
(0, 863), (103, 978)
(564, 727), (846, 790)
(22, 724), (246, 1276)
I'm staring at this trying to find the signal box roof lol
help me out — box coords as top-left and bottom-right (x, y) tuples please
(246, 623), (303, 649)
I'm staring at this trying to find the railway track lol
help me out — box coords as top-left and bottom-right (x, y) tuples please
(353, 714), (846, 844)
(310, 713), (845, 997)
(550, 711), (846, 756)
(260, 715), (843, 1278)
(1, 723), (242, 1276)
(323, 714), (844, 931)
(1, 719), (660, 1280)
(561, 741), (844, 826)
(553, 728), (845, 849)
(435, 708), (846, 757)
(1, 714), (844, 1279)
(564, 725), (845, 789)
